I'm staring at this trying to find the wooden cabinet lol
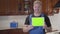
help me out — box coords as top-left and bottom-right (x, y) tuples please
(0, 29), (29, 34)
(0, 30), (8, 34)
(46, 0), (59, 15)
(0, 0), (59, 15)
(9, 29), (20, 34)
(7, 0), (18, 15)
(0, 0), (17, 15)
(0, 0), (8, 15)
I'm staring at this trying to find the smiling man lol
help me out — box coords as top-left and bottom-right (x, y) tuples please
(23, 0), (52, 34)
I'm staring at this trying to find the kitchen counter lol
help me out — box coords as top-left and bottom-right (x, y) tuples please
(0, 28), (60, 34)
(0, 28), (29, 34)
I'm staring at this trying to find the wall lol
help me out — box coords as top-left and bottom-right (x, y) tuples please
(48, 9), (60, 31)
(0, 15), (28, 30)
(47, 12), (60, 34)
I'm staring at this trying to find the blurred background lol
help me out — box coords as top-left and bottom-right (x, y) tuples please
(0, 0), (60, 34)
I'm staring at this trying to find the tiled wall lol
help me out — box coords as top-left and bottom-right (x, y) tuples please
(0, 15), (28, 30)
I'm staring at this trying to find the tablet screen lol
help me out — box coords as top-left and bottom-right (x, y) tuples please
(32, 17), (44, 26)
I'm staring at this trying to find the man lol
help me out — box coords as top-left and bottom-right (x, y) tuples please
(23, 0), (52, 34)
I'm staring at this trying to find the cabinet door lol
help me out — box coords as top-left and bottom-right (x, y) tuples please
(0, 0), (8, 15)
(46, 0), (53, 15)
(23, 32), (29, 34)
(52, 0), (59, 7)
(0, 30), (8, 34)
(7, 0), (18, 15)
(9, 29), (19, 34)
(17, 0), (25, 15)
(0, 0), (18, 15)
(18, 29), (23, 34)
(47, 0), (59, 15)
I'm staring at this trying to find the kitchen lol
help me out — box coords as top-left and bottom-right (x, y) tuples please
(0, 0), (60, 34)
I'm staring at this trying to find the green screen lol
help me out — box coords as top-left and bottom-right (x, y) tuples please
(32, 17), (44, 26)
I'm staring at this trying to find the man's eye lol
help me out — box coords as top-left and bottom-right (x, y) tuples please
(35, 7), (39, 8)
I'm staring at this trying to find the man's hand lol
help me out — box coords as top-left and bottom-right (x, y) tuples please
(23, 25), (34, 32)
(43, 24), (52, 32)
(28, 25), (34, 30)
(46, 27), (52, 32)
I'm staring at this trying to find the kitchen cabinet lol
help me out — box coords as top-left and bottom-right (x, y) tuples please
(0, 29), (29, 34)
(0, 0), (18, 15)
(0, 0), (59, 15)
(0, 30), (8, 34)
(47, 0), (59, 15)
(0, 0), (8, 15)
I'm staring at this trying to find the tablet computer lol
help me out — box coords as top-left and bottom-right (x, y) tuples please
(32, 17), (44, 26)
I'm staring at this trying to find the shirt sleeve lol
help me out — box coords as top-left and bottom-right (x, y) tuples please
(24, 16), (30, 25)
(45, 15), (51, 27)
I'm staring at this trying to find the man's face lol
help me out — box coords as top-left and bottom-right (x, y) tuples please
(33, 4), (42, 13)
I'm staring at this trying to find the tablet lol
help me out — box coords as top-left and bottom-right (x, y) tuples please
(32, 17), (44, 26)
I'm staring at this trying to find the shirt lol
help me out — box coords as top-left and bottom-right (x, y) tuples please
(25, 14), (51, 34)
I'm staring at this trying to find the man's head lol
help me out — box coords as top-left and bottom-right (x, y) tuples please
(33, 0), (42, 13)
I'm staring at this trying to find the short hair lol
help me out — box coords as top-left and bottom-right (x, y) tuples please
(33, 0), (42, 6)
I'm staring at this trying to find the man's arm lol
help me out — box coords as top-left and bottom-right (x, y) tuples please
(45, 26), (52, 32)
(44, 15), (52, 32)
(23, 16), (34, 32)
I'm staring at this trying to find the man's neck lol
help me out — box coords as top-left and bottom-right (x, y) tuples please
(34, 12), (41, 16)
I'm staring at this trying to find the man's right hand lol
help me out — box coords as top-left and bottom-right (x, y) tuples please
(23, 25), (34, 32)
(28, 25), (34, 30)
